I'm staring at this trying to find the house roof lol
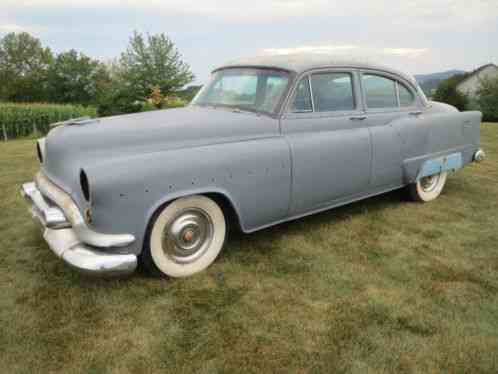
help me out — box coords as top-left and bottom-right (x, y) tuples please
(456, 63), (498, 87)
(214, 53), (418, 84)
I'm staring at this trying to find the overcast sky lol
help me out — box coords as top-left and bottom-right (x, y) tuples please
(1, 0), (497, 84)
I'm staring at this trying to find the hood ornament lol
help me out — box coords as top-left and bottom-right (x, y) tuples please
(50, 117), (99, 128)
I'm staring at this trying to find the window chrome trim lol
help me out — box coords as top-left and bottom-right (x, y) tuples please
(397, 81), (417, 108)
(308, 75), (315, 112)
(362, 72), (398, 110)
(284, 69), (359, 116)
(286, 75), (314, 114)
(395, 81), (401, 107)
(359, 69), (423, 111)
(308, 71), (357, 114)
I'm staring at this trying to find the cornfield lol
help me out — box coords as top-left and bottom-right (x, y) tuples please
(0, 102), (97, 140)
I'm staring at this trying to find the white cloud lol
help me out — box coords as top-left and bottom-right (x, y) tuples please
(261, 45), (429, 59)
(1, 0), (496, 32)
(1, 0), (495, 77)
(382, 48), (428, 58)
(5, 0), (497, 24)
(262, 45), (358, 55)
(0, 24), (25, 32)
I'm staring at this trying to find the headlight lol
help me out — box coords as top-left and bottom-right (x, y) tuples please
(80, 169), (91, 201)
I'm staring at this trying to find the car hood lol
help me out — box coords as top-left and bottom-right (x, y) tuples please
(42, 106), (278, 195)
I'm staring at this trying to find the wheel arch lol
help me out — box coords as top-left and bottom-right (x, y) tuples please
(143, 188), (244, 243)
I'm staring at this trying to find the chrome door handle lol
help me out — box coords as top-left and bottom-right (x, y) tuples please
(409, 111), (423, 116)
(349, 115), (367, 121)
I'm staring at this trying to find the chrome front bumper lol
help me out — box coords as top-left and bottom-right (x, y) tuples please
(20, 173), (137, 276)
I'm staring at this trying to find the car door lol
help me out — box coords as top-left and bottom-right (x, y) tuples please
(281, 70), (372, 215)
(360, 72), (424, 188)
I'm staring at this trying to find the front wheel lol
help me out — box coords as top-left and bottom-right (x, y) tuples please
(141, 195), (226, 277)
(408, 172), (448, 202)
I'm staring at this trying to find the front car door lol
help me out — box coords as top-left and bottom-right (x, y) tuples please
(281, 69), (372, 215)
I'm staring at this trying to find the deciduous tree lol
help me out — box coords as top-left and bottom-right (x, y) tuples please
(47, 49), (111, 106)
(477, 76), (498, 122)
(0, 32), (53, 102)
(117, 31), (194, 101)
(433, 74), (469, 111)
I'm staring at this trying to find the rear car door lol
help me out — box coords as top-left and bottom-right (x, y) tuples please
(281, 70), (372, 215)
(360, 72), (425, 188)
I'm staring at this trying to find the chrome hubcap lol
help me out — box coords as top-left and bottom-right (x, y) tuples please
(162, 208), (213, 264)
(420, 174), (440, 192)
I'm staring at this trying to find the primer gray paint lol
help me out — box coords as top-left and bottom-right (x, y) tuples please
(39, 57), (482, 255)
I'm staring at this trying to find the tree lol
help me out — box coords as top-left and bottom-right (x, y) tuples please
(476, 76), (498, 122)
(0, 32), (53, 102)
(117, 31), (194, 101)
(433, 74), (469, 111)
(47, 49), (111, 106)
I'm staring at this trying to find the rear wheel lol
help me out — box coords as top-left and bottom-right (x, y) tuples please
(408, 171), (448, 202)
(141, 195), (226, 277)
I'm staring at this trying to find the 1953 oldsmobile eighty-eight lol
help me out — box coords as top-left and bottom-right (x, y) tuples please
(21, 54), (485, 278)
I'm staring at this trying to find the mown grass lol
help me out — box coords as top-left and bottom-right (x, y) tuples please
(1, 124), (498, 373)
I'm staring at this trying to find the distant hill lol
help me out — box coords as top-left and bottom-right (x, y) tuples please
(415, 70), (467, 97)
(414, 70), (466, 83)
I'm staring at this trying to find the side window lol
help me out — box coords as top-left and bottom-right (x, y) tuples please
(363, 74), (397, 109)
(290, 77), (312, 112)
(398, 83), (415, 107)
(310, 72), (355, 112)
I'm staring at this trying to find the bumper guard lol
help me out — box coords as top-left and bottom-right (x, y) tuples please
(20, 173), (137, 276)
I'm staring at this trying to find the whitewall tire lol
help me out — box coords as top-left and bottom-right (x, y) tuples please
(408, 172), (448, 202)
(142, 195), (226, 277)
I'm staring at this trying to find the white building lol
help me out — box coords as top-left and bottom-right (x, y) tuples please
(456, 64), (498, 98)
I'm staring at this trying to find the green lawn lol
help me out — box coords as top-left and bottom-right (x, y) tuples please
(1, 124), (498, 373)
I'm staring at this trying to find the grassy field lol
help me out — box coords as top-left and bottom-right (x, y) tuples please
(1, 124), (498, 373)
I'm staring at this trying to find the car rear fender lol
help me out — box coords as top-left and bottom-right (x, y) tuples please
(401, 110), (482, 183)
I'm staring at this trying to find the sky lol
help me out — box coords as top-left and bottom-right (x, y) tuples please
(1, 0), (497, 84)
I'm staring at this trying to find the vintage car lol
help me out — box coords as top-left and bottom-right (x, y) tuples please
(21, 54), (485, 277)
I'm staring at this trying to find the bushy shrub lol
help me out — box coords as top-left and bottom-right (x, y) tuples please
(433, 74), (469, 111)
(163, 95), (187, 108)
(145, 86), (187, 110)
(0, 102), (96, 140)
(477, 76), (498, 122)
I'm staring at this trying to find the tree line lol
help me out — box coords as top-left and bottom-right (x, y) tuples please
(0, 31), (198, 116)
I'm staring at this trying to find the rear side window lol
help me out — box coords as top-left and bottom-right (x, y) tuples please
(310, 72), (355, 112)
(362, 74), (397, 109)
(398, 83), (415, 107)
(290, 77), (313, 112)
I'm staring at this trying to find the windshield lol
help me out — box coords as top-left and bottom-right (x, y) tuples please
(192, 68), (290, 114)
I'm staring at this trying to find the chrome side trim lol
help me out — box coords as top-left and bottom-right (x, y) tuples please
(44, 228), (137, 276)
(34, 172), (135, 248)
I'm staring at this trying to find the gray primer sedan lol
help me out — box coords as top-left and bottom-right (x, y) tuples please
(20, 54), (485, 277)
